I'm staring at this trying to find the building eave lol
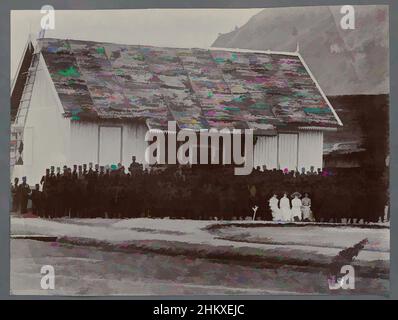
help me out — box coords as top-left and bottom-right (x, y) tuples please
(296, 52), (343, 127)
(298, 126), (338, 131)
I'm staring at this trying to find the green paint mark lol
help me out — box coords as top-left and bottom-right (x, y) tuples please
(224, 106), (240, 111)
(280, 96), (291, 102)
(303, 107), (331, 114)
(96, 47), (105, 55)
(116, 69), (124, 76)
(71, 110), (80, 120)
(231, 53), (238, 61)
(263, 63), (274, 70)
(295, 91), (311, 98)
(297, 67), (307, 74)
(163, 56), (175, 61)
(133, 54), (145, 61)
(250, 102), (269, 109)
(214, 57), (225, 64)
(58, 66), (80, 77)
(207, 91), (213, 98)
(232, 95), (244, 103)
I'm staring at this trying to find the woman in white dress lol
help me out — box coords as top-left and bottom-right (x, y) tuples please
(301, 193), (313, 221)
(280, 193), (291, 221)
(268, 194), (280, 221)
(291, 192), (302, 221)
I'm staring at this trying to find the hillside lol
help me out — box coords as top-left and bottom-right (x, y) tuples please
(212, 5), (389, 96)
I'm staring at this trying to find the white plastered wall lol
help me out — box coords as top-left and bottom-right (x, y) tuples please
(12, 54), (70, 185)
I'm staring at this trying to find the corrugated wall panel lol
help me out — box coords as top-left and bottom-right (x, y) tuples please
(71, 121), (149, 169)
(254, 136), (278, 170)
(298, 130), (323, 172)
(70, 122), (98, 166)
(123, 123), (148, 166)
(99, 126), (122, 166)
(278, 133), (298, 171)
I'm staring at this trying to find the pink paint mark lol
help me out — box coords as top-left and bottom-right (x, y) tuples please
(376, 9), (387, 23)
(322, 170), (331, 177)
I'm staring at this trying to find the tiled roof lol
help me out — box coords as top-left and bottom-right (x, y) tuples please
(38, 38), (341, 131)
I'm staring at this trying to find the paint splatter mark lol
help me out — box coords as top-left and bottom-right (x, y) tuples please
(224, 107), (240, 112)
(96, 47), (105, 55)
(133, 54), (145, 61)
(58, 66), (80, 77)
(250, 102), (269, 109)
(304, 107), (331, 114)
(232, 96), (245, 103)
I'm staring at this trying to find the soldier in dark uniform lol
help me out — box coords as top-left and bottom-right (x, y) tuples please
(117, 163), (125, 176)
(53, 170), (62, 217)
(40, 169), (50, 217)
(128, 156), (142, 176)
(18, 176), (31, 214)
(69, 165), (79, 218)
(11, 177), (20, 213)
(40, 169), (50, 188)
(56, 167), (66, 216)
(88, 162), (94, 175)
(31, 184), (42, 216)
(72, 165), (78, 179)
(86, 163), (96, 217)
(77, 171), (88, 218)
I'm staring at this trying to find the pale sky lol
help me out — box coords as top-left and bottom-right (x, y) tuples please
(11, 9), (262, 80)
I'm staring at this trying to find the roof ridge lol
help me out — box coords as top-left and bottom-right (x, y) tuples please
(38, 38), (299, 56)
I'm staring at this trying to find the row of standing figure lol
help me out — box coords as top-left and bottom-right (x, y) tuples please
(268, 192), (314, 222)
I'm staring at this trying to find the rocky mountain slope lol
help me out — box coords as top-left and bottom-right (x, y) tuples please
(212, 5), (389, 95)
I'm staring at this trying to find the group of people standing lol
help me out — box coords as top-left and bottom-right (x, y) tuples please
(269, 192), (313, 222)
(10, 159), (387, 223)
(11, 176), (32, 214)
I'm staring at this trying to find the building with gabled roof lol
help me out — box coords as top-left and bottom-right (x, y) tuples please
(11, 38), (342, 183)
